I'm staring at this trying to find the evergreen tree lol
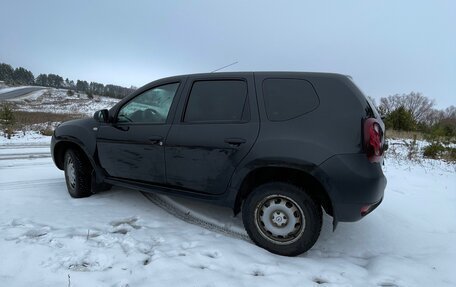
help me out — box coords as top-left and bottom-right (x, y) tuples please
(0, 63), (14, 84)
(76, 80), (89, 93)
(2, 62), (133, 99)
(89, 81), (104, 96)
(35, 74), (48, 86)
(385, 106), (416, 131)
(47, 74), (64, 88)
(0, 103), (15, 139)
(12, 67), (34, 85)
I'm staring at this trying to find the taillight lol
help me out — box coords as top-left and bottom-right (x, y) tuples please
(364, 118), (383, 163)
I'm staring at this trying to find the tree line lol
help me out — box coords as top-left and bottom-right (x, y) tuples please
(0, 62), (136, 99)
(370, 92), (455, 138)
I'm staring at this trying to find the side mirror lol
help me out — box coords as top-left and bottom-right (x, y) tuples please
(94, 109), (109, 123)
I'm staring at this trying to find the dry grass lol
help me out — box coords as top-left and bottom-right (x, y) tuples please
(386, 130), (427, 140)
(13, 111), (85, 130)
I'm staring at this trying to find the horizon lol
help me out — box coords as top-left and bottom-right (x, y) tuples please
(1, 0), (454, 108)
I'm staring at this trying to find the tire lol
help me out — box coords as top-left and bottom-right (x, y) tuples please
(64, 149), (92, 198)
(242, 182), (322, 256)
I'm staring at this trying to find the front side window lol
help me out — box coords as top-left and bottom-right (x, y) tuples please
(117, 83), (179, 123)
(184, 80), (248, 123)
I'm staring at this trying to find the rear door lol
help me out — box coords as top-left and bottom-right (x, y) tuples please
(97, 81), (183, 184)
(165, 74), (259, 194)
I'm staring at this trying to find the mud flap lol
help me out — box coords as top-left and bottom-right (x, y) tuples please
(333, 217), (338, 231)
(91, 171), (111, 193)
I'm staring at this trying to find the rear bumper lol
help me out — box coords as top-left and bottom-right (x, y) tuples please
(316, 153), (387, 222)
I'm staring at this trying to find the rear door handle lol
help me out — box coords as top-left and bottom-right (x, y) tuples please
(149, 136), (164, 145)
(224, 138), (246, 146)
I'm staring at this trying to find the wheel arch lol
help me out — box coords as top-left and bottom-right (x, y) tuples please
(53, 139), (95, 171)
(232, 165), (333, 218)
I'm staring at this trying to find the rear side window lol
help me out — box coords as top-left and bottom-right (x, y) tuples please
(184, 80), (248, 123)
(263, 78), (319, 121)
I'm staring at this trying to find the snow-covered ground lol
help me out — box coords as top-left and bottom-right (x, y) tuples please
(0, 131), (51, 146)
(4, 87), (119, 116)
(0, 137), (455, 286)
(0, 86), (40, 94)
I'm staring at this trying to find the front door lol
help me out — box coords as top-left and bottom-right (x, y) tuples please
(97, 82), (180, 184)
(165, 76), (259, 194)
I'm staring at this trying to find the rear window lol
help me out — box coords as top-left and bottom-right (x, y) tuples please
(184, 80), (248, 123)
(263, 78), (319, 121)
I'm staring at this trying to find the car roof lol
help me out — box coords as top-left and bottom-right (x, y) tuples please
(174, 71), (348, 79)
(134, 71), (350, 96)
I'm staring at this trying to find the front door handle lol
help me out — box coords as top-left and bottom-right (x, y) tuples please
(224, 138), (246, 146)
(114, 125), (129, 131)
(149, 136), (164, 145)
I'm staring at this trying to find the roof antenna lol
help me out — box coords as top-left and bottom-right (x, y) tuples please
(211, 61), (238, 73)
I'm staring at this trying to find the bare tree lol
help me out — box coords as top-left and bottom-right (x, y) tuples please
(444, 105), (456, 119)
(379, 92), (435, 123)
(426, 109), (445, 126)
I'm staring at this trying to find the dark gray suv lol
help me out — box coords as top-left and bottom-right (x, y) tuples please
(51, 72), (387, 256)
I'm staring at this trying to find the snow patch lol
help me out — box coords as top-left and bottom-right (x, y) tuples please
(0, 86), (38, 94)
(7, 87), (119, 116)
(0, 130), (50, 145)
(0, 141), (455, 286)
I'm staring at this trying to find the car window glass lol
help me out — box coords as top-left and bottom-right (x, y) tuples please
(184, 80), (248, 123)
(263, 78), (319, 121)
(118, 83), (179, 123)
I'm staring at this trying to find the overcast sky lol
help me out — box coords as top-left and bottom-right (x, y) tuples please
(1, 0), (454, 108)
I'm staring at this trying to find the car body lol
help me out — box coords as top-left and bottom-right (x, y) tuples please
(51, 72), (387, 256)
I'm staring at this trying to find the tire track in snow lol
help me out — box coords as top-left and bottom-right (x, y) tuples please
(0, 144), (49, 149)
(0, 178), (64, 190)
(0, 153), (51, 160)
(141, 192), (251, 242)
(0, 144), (51, 160)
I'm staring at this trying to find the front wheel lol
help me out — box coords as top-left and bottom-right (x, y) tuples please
(64, 149), (92, 198)
(242, 182), (322, 256)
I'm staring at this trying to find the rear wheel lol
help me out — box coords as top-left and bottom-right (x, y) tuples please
(242, 182), (322, 256)
(64, 149), (92, 198)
